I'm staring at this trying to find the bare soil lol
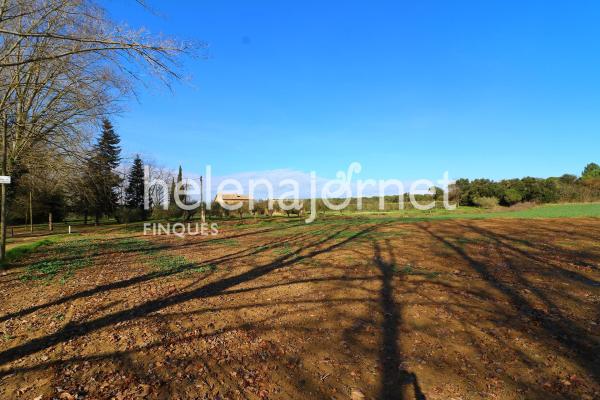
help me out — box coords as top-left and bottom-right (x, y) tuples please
(0, 217), (599, 400)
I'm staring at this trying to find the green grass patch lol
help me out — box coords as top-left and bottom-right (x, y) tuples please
(149, 252), (217, 277)
(51, 237), (156, 256)
(256, 243), (278, 252)
(151, 254), (190, 272)
(52, 238), (99, 255)
(111, 237), (157, 253)
(2, 333), (16, 341)
(273, 243), (293, 255)
(315, 202), (600, 223)
(1, 238), (57, 267)
(496, 203), (600, 218)
(183, 264), (217, 276)
(14, 236), (157, 283)
(331, 230), (363, 239)
(21, 257), (93, 283)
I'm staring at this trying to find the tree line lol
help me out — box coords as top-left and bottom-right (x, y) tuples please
(447, 163), (600, 208)
(12, 147), (600, 224)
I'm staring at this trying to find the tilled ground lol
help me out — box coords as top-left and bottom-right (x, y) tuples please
(0, 217), (599, 400)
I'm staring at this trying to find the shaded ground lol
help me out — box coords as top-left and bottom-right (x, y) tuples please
(0, 216), (599, 399)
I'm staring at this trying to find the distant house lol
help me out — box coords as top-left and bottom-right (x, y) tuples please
(214, 193), (252, 207)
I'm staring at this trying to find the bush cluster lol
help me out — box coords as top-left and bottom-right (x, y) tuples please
(450, 163), (600, 207)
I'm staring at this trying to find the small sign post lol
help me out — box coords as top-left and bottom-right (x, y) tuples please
(0, 176), (8, 263)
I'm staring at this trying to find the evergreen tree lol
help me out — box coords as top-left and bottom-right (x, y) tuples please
(582, 162), (600, 180)
(125, 155), (145, 216)
(177, 165), (183, 184)
(169, 177), (176, 207)
(88, 119), (122, 224)
(96, 120), (121, 168)
(174, 165), (195, 220)
(176, 165), (187, 205)
(167, 176), (182, 218)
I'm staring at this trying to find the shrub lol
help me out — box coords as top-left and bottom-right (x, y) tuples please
(114, 207), (144, 223)
(502, 188), (523, 206)
(209, 201), (227, 218)
(473, 196), (499, 209)
(559, 174), (578, 184)
(151, 207), (171, 220)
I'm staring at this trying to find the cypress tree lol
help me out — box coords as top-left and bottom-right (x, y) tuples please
(168, 176), (181, 218)
(177, 165), (183, 185)
(176, 165), (187, 205)
(169, 177), (176, 207)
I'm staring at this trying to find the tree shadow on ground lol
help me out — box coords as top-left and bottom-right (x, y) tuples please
(417, 221), (600, 387)
(373, 239), (426, 400)
(3, 218), (598, 398)
(0, 224), (378, 369)
(0, 223), (318, 324)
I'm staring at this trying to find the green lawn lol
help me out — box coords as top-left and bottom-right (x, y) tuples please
(320, 202), (600, 222)
(493, 202), (600, 218)
(0, 236), (65, 268)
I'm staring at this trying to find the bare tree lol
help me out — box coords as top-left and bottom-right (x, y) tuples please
(0, 0), (191, 80)
(0, 0), (196, 260)
(144, 161), (174, 214)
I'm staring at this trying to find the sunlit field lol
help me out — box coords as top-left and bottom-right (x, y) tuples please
(1, 208), (599, 399)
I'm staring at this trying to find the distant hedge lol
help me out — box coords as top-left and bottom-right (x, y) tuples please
(450, 163), (600, 207)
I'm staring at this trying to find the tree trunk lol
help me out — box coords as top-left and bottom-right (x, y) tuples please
(29, 191), (33, 233)
(48, 212), (53, 231)
(0, 115), (7, 264)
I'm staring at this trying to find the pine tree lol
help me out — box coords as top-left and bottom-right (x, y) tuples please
(88, 119), (122, 224)
(125, 155), (145, 216)
(95, 119), (121, 170)
(582, 162), (600, 180)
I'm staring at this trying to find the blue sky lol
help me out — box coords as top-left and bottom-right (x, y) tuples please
(104, 0), (600, 184)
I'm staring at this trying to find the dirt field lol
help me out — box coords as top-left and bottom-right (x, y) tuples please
(0, 216), (599, 400)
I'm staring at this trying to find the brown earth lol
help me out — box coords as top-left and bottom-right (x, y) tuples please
(0, 217), (599, 400)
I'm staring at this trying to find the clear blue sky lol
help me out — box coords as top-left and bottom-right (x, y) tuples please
(104, 0), (599, 182)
